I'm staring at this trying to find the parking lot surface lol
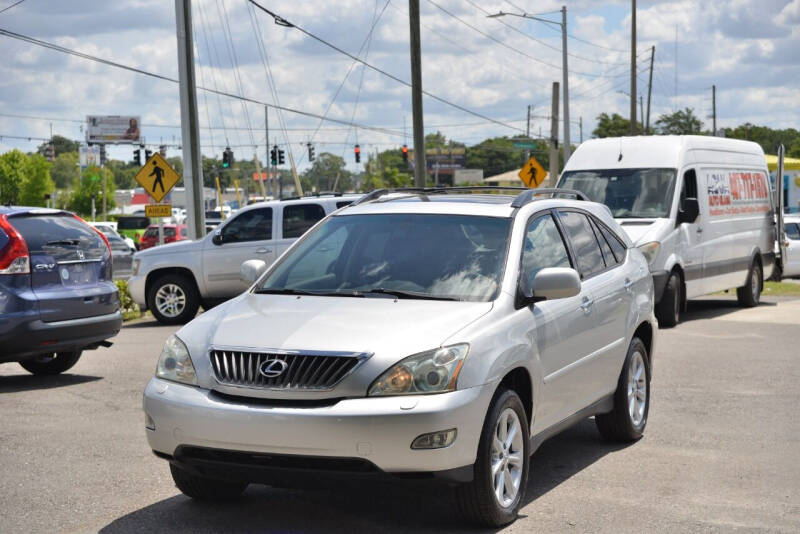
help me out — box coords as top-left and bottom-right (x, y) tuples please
(2, 297), (799, 533)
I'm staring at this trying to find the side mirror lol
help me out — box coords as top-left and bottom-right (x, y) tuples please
(240, 259), (267, 285)
(517, 267), (581, 308)
(677, 197), (699, 224)
(212, 231), (223, 245)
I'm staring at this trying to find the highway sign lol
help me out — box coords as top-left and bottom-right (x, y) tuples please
(145, 204), (171, 218)
(135, 153), (180, 203)
(512, 141), (537, 149)
(518, 156), (547, 188)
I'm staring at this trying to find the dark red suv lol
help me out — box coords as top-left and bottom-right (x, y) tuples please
(138, 224), (188, 250)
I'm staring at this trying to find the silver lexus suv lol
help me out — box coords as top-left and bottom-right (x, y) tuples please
(143, 188), (657, 527)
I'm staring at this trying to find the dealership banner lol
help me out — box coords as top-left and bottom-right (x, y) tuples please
(86, 115), (141, 144)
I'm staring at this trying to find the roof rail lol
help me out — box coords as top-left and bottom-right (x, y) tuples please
(510, 188), (589, 208)
(350, 186), (535, 206)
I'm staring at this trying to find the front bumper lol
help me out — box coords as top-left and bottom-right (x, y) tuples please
(128, 273), (147, 308)
(651, 269), (669, 302)
(143, 377), (496, 475)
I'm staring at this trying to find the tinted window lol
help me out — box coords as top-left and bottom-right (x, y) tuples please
(787, 223), (800, 240)
(221, 208), (273, 243)
(336, 201), (353, 209)
(259, 214), (511, 302)
(589, 217), (616, 267)
(559, 211), (605, 277)
(143, 227), (159, 238)
(521, 214), (571, 288)
(597, 222), (627, 263)
(283, 204), (326, 238)
(164, 227), (176, 238)
(181, 227), (188, 237)
(11, 214), (106, 260)
(117, 216), (150, 230)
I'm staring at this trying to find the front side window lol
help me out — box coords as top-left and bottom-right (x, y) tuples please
(559, 168), (677, 218)
(258, 214), (512, 301)
(282, 204), (326, 239)
(558, 211), (606, 277)
(521, 213), (571, 289)
(221, 208), (273, 243)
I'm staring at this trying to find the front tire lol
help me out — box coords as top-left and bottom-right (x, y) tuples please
(19, 351), (83, 375)
(655, 272), (681, 327)
(147, 274), (200, 325)
(170, 464), (248, 500)
(596, 338), (650, 442)
(456, 388), (530, 527)
(737, 260), (762, 308)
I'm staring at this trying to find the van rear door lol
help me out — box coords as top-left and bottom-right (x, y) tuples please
(775, 146), (787, 277)
(11, 212), (118, 322)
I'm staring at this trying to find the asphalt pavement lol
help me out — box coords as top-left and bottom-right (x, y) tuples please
(1, 296), (799, 533)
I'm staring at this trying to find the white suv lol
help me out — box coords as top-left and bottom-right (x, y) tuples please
(128, 195), (359, 324)
(143, 188), (657, 527)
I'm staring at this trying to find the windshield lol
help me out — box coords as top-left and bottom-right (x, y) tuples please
(559, 168), (677, 218)
(256, 213), (512, 302)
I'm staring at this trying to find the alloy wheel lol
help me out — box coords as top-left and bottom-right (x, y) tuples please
(627, 350), (647, 426)
(155, 283), (186, 318)
(491, 408), (524, 508)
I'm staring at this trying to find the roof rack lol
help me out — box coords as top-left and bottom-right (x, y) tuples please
(281, 191), (345, 201)
(351, 186), (588, 207)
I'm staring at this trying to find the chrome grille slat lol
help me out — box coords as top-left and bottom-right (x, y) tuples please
(210, 349), (366, 391)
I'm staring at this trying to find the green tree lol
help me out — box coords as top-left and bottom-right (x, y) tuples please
(723, 123), (800, 156)
(654, 107), (703, 135)
(106, 159), (139, 189)
(592, 113), (640, 138)
(18, 153), (54, 207)
(0, 149), (29, 204)
(465, 137), (533, 178)
(36, 134), (80, 158)
(302, 153), (352, 193)
(68, 165), (115, 217)
(51, 151), (80, 189)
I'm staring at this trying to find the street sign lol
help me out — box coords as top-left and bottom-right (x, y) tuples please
(145, 204), (172, 218)
(512, 141), (537, 149)
(135, 153), (180, 203)
(518, 156), (547, 188)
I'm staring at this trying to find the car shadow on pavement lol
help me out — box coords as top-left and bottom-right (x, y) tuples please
(0, 373), (102, 394)
(680, 297), (777, 323)
(98, 419), (629, 533)
(123, 318), (174, 329)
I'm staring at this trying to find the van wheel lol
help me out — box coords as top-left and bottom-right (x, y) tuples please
(596, 338), (650, 441)
(147, 274), (200, 325)
(170, 464), (247, 500)
(655, 272), (680, 327)
(19, 351), (83, 375)
(737, 260), (762, 308)
(455, 388), (530, 527)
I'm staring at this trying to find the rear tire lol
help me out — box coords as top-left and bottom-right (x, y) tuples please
(19, 351), (83, 375)
(455, 388), (530, 527)
(170, 464), (247, 500)
(655, 272), (681, 327)
(147, 273), (200, 325)
(736, 260), (762, 308)
(596, 338), (650, 442)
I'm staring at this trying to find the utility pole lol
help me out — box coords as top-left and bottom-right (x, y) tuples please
(630, 0), (637, 135)
(561, 5), (571, 162)
(579, 116), (583, 143)
(408, 0), (426, 188)
(175, 0), (205, 240)
(549, 81), (560, 187)
(712, 84), (717, 136)
(639, 95), (644, 132)
(646, 45), (655, 134)
(525, 104), (532, 162)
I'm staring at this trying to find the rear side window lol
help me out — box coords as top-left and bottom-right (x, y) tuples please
(787, 223), (800, 240)
(589, 217), (617, 267)
(11, 215), (104, 253)
(164, 227), (176, 238)
(596, 221), (627, 263)
(221, 208), (273, 243)
(558, 211), (605, 278)
(143, 227), (158, 238)
(283, 204), (326, 239)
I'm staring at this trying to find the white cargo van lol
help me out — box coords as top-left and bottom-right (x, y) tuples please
(558, 135), (779, 326)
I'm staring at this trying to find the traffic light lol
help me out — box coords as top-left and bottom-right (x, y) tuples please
(222, 147), (234, 168)
(159, 145), (167, 157)
(354, 144), (361, 163)
(133, 148), (141, 166)
(278, 149), (285, 165)
(307, 143), (315, 162)
(45, 142), (55, 162)
(145, 148), (153, 161)
(270, 145), (278, 166)
(99, 144), (107, 166)
(401, 144), (409, 162)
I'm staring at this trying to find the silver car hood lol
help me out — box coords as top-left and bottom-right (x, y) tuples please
(135, 237), (202, 258)
(178, 292), (493, 395)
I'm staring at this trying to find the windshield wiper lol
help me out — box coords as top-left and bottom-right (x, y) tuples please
(253, 288), (364, 297)
(358, 288), (460, 301)
(45, 239), (81, 246)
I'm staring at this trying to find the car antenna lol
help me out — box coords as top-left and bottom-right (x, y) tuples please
(617, 138), (623, 162)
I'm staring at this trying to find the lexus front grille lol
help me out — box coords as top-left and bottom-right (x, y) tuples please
(209, 349), (369, 391)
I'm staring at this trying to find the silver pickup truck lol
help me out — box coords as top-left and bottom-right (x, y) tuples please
(129, 195), (359, 324)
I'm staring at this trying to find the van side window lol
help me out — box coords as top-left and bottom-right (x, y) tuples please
(680, 169), (698, 211)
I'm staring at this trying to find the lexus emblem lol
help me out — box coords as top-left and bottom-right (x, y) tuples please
(259, 359), (288, 378)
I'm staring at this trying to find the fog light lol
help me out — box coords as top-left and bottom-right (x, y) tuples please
(145, 413), (155, 431)
(411, 428), (457, 450)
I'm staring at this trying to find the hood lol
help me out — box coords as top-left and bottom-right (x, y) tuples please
(178, 292), (493, 374)
(616, 218), (670, 245)
(134, 237), (202, 257)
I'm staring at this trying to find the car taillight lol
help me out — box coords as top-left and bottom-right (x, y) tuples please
(0, 215), (30, 274)
(73, 214), (112, 260)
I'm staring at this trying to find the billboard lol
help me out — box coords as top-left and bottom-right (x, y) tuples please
(408, 147), (467, 173)
(86, 115), (141, 144)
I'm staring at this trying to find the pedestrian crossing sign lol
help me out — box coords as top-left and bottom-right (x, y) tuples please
(518, 156), (547, 188)
(135, 152), (180, 203)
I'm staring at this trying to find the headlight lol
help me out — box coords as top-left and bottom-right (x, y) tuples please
(132, 258), (140, 276)
(368, 344), (469, 396)
(155, 335), (197, 385)
(636, 241), (661, 266)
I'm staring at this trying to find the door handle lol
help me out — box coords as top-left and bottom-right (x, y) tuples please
(696, 227), (703, 233)
(580, 297), (594, 313)
(624, 278), (633, 291)
(255, 248), (272, 254)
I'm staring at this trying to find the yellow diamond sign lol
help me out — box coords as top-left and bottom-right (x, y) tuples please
(135, 153), (180, 203)
(518, 156), (547, 188)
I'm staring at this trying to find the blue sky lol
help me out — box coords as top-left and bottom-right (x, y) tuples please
(0, 0), (798, 172)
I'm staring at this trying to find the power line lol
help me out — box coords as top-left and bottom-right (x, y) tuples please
(0, 0), (26, 15)
(248, 0), (526, 134)
(217, 0), (256, 150)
